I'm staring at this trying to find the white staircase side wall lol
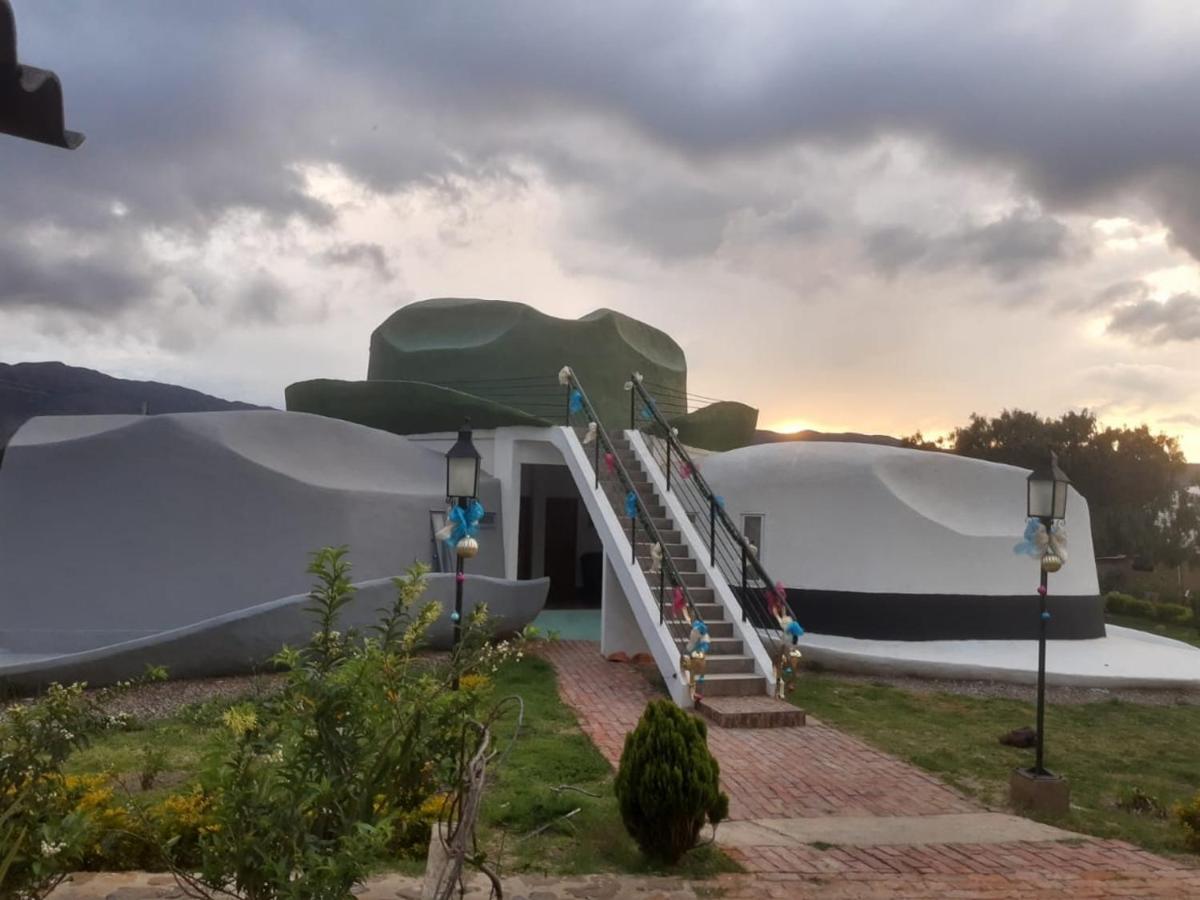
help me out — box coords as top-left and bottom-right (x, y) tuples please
(626, 430), (775, 692)
(551, 426), (692, 706)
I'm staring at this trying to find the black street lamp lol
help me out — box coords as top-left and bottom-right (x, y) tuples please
(1, 0), (85, 149)
(1026, 450), (1070, 775)
(445, 420), (481, 688)
(1011, 449), (1072, 816)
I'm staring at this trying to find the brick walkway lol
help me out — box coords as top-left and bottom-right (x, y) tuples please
(540, 641), (1200, 898)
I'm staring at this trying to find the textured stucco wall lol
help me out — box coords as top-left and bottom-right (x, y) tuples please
(0, 411), (506, 656)
(702, 441), (1100, 596)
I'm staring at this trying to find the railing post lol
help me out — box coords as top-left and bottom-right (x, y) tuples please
(709, 496), (716, 566)
(594, 434), (600, 488)
(630, 513), (637, 565)
(659, 566), (665, 625)
(665, 438), (672, 492)
(565, 382), (572, 426)
(741, 542), (748, 623)
(629, 384), (635, 430)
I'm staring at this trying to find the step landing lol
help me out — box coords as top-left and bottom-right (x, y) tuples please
(696, 695), (806, 729)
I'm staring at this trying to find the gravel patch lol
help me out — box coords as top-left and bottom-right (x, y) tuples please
(91, 673), (287, 721)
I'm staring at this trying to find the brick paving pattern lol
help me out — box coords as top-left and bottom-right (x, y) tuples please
(541, 641), (1200, 898)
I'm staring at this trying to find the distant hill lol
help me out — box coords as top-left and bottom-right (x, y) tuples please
(753, 428), (904, 448)
(0, 361), (264, 448)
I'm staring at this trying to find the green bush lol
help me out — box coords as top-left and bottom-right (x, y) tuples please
(614, 699), (729, 864)
(1175, 791), (1200, 851)
(1155, 603), (1194, 624)
(1105, 592), (1137, 615)
(187, 550), (519, 900)
(1106, 592), (1157, 620)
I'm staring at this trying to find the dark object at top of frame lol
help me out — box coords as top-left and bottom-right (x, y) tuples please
(1, 0), (84, 149)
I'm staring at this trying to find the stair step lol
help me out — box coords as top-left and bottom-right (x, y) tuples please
(697, 696), (807, 729)
(678, 572), (708, 587)
(691, 673), (767, 698)
(692, 654), (756, 675)
(638, 556), (696, 573)
(668, 619), (734, 639)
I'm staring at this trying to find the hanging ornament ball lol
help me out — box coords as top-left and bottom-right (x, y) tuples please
(450, 611), (460, 622)
(1040, 552), (1063, 573)
(1041, 611), (1052, 621)
(456, 536), (480, 559)
(1037, 584), (1047, 596)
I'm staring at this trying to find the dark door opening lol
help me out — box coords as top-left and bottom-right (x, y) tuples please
(543, 496), (578, 607)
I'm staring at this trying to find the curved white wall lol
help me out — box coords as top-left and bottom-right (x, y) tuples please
(0, 411), (505, 655)
(702, 441), (1099, 596)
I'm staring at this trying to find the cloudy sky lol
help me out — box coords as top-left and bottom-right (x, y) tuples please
(4, 2), (1200, 457)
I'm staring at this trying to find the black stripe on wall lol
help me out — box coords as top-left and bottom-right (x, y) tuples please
(739, 588), (1105, 641)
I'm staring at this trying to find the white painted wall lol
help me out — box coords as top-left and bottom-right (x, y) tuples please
(701, 441), (1101, 596)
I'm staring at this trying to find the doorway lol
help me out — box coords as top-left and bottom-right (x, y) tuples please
(543, 497), (578, 606)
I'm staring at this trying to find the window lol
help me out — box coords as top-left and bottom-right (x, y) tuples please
(742, 513), (765, 559)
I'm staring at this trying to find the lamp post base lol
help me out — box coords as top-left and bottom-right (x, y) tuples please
(1009, 767), (1070, 817)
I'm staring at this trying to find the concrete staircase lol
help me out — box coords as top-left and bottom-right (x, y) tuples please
(599, 433), (766, 699)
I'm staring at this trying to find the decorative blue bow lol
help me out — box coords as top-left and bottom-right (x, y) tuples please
(714, 495), (725, 509)
(569, 389), (583, 414)
(1013, 518), (1042, 557)
(689, 619), (711, 654)
(444, 499), (485, 546)
(640, 403), (653, 420)
(785, 620), (804, 644)
(624, 491), (638, 519)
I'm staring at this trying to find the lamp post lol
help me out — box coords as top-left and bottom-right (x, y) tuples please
(1027, 450), (1069, 775)
(445, 420), (481, 689)
(1011, 449), (1072, 816)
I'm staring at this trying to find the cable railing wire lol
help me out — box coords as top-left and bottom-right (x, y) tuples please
(559, 368), (703, 647)
(628, 377), (792, 643)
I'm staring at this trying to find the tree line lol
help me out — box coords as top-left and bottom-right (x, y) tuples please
(904, 409), (1200, 566)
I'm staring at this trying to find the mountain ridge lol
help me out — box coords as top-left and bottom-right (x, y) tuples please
(0, 361), (264, 449)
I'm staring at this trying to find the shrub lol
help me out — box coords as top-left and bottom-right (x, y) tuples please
(614, 699), (729, 864)
(1104, 592), (1137, 615)
(1155, 603), (1193, 625)
(1175, 791), (1200, 852)
(1105, 593), (1157, 620)
(1116, 786), (1167, 818)
(183, 550), (521, 900)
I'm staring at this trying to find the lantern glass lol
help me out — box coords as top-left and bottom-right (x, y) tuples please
(445, 424), (481, 500)
(1027, 478), (1055, 520)
(1052, 480), (1068, 520)
(1026, 451), (1070, 521)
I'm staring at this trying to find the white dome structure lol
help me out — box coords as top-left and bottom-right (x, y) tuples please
(0, 411), (545, 689)
(701, 440), (1200, 687)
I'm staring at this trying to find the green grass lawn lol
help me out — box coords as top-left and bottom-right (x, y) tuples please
(1106, 614), (1200, 648)
(64, 655), (736, 878)
(793, 672), (1200, 857)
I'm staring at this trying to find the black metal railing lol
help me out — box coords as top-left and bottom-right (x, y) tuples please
(560, 368), (702, 641)
(628, 376), (790, 640)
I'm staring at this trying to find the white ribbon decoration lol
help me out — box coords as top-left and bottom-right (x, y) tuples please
(649, 542), (663, 574)
(582, 421), (597, 445)
(557, 365), (573, 386)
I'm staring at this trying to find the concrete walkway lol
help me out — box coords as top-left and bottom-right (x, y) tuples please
(539, 641), (1200, 898)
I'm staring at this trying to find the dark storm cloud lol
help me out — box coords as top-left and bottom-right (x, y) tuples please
(864, 211), (1078, 282)
(3, 0), (1200, 324)
(1107, 293), (1200, 344)
(320, 243), (394, 280)
(0, 232), (155, 314)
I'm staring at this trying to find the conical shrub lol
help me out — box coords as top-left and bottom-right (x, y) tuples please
(613, 699), (730, 863)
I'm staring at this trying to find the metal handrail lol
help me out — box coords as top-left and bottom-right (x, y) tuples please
(628, 376), (792, 636)
(560, 369), (702, 631)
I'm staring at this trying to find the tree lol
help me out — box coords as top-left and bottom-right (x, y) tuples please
(904, 409), (1192, 560)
